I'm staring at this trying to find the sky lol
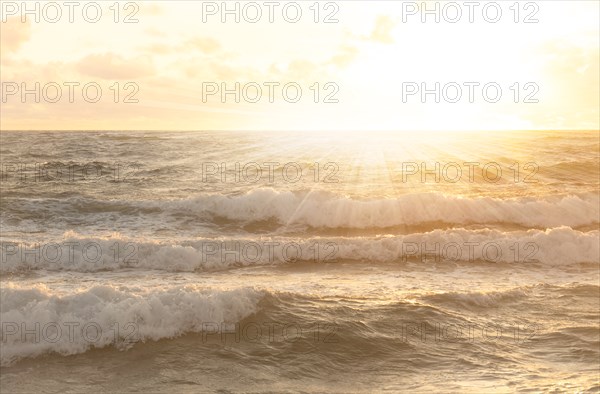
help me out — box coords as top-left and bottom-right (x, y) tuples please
(0, 0), (599, 131)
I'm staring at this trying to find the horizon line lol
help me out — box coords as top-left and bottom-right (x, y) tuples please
(1, 129), (599, 133)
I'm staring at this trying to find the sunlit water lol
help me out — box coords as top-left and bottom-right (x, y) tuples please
(1, 131), (598, 392)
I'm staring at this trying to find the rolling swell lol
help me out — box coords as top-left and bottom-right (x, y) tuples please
(0, 284), (509, 368)
(2, 190), (598, 234)
(1, 227), (597, 273)
(168, 189), (598, 228)
(0, 284), (264, 366)
(2, 276), (598, 393)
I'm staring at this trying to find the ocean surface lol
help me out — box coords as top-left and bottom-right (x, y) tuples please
(0, 130), (598, 393)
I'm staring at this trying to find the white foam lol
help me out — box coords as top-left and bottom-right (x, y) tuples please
(165, 189), (600, 228)
(1, 227), (597, 273)
(332, 227), (600, 265)
(0, 284), (263, 366)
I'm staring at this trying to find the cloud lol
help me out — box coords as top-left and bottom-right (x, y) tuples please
(75, 53), (155, 80)
(185, 37), (221, 53)
(139, 3), (165, 16)
(145, 27), (166, 37)
(367, 15), (396, 44)
(0, 17), (31, 55)
(144, 43), (172, 55)
(509, 39), (600, 129)
(142, 36), (222, 56)
(329, 46), (359, 68)
(539, 40), (599, 104)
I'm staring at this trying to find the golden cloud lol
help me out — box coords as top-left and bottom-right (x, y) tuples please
(75, 53), (155, 80)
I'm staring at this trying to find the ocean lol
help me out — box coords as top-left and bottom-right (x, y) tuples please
(0, 130), (598, 392)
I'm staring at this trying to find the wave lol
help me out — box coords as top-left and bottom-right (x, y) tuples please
(419, 283), (600, 310)
(2, 282), (598, 368)
(155, 189), (600, 229)
(0, 283), (263, 366)
(0, 283), (500, 367)
(4, 190), (598, 231)
(1, 227), (597, 273)
(420, 288), (532, 309)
